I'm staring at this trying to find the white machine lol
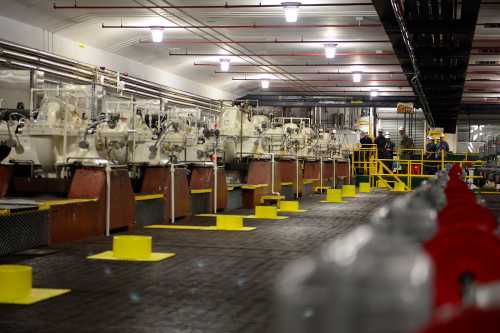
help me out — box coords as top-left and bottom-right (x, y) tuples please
(219, 105), (270, 161)
(94, 98), (160, 165)
(154, 108), (219, 164)
(3, 86), (102, 172)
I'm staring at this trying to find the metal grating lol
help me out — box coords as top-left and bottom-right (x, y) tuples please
(0, 211), (48, 256)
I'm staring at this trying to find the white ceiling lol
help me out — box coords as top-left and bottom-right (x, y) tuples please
(1, 0), (500, 101)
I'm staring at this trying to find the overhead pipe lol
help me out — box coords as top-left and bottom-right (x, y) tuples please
(195, 63), (403, 67)
(239, 84), (412, 88)
(0, 39), (222, 112)
(170, 51), (394, 57)
(102, 23), (383, 30)
(257, 90), (415, 94)
(232, 78), (409, 83)
(139, 39), (390, 45)
(254, 85), (411, 89)
(220, 71), (406, 75)
(54, 2), (373, 9)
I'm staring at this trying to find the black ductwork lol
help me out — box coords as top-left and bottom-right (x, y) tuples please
(373, 0), (481, 133)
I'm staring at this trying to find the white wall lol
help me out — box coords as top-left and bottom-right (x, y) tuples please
(0, 15), (235, 101)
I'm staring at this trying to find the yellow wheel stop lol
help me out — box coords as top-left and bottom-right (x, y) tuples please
(87, 235), (176, 262)
(246, 206), (288, 220)
(321, 189), (346, 203)
(278, 201), (307, 213)
(0, 265), (70, 305)
(341, 185), (357, 197)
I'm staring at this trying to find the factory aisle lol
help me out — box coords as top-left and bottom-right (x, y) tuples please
(0, 192), (396, 333)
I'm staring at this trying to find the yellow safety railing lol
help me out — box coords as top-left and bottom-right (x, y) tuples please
(351, 146), (486, 192)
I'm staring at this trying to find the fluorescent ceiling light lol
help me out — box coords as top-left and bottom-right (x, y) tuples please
(370, 90), (379, 97)
(151, 28), (164, 43)
(324, 44), (337, 59)
(282, 2), (300, 23)
(261, 79), (270, 89)
(353, 72), (362, 83)
(219, 58), (231, 72)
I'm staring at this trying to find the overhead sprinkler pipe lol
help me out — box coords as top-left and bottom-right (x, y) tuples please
(170, 51), (394, 57)
(55, 3), (373, 10)
(220, 71), (406, 75)
(231, 78), (409, 83)
(101, 23), (382, 30)
(195, 63), (404, 67)
(140, 39), (390, 45)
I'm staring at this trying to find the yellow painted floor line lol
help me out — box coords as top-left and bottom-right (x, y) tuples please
(145, 225), (256, 232)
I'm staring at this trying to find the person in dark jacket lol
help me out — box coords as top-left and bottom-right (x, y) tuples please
(358, 132), (373, 174)
(381, 133), (395, 173)
(374, 129), (386, 159)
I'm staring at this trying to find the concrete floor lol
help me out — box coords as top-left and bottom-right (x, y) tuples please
(0, 192), (399, 333)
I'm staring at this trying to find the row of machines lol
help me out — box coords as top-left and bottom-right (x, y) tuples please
(276, 164), (500, 333)
(0, 85), (355, 251)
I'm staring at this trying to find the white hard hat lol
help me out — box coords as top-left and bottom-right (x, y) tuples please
(385, 133), (391, 138)
(399, 126), (405, 131)
(440, 133), (445, 138)
(426, 136), (433, 140)
(331, 129), (337, 134)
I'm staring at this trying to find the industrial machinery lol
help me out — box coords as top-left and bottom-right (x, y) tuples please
(2, 85), (102, 172)
(219, 105), (270, 161)
(156, 107), (220, 164)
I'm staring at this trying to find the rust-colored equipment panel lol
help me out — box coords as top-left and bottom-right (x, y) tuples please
(66, 167), (135, 240)
(0, 165), (13, 197)
(323, 161), (334, 184)
(190, 167), (228, 211)
(48, 201), (101, 244)
(334, 160), (350, 183)
(304, 161), (321, 187)
(141, 167), (192, 221)
(243, 160), (282, 208)
(278, 160), (303, 196)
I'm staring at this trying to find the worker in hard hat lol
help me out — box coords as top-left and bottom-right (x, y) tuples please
(425, 136), (437, 158)
(374, 129), (386, 160)
(436, 134), (450, 159)
(381, 132), (395, 173)
(424, 136), (437, 174)
(399, 127), (415, 174)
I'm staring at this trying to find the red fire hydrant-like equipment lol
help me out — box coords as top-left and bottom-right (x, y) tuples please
(420, 164), (500, 332)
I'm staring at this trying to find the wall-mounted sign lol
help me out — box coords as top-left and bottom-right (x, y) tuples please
(396, 102), (414, 113)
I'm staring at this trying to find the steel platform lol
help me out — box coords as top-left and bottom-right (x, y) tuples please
(0, 192), (395, 333)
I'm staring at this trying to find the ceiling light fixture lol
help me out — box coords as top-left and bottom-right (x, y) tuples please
(282, 2), (301, 23)
(151, 27), (164, 43)
(324, 44), (337, 59)
(261, 79), (270, 89)
(219, 58), (231, 72)
(352, 72), (362, 83)
(370, 90), (379, 97)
